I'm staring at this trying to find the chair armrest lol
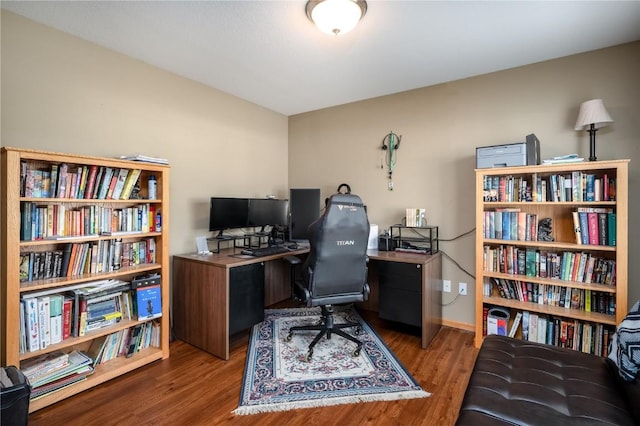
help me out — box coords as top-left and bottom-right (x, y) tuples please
(283, 255), (302, 266)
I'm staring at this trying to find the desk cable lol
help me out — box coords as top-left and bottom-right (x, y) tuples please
(422, 227), (477, 306)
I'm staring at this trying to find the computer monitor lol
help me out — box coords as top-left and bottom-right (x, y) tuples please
(247, 198), (289, 231)
(208, 197), (249, 238)
(288, 188), (321, 244)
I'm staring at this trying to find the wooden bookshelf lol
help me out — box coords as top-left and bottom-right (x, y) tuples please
(474, 159), (628, 354)
(1, 147), (170, 412)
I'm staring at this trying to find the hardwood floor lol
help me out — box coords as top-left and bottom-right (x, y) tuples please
(28, 311), (478, 426)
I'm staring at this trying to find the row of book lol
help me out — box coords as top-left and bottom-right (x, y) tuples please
(483, 245), (616, 285)
(87, 321), (160, 366)
(482, 172), (616, 203)
(405, 208), (427, 227)
(20, 202), (160, 241)
(482, 209), (539, 241)
(483, 307), (614, 357)
(572, 208), (616, 246)
(19, 238), (157, 282)
(19, 275), (161, 354)
(486, 277), (616, 315)
(21, 161), (142, 200)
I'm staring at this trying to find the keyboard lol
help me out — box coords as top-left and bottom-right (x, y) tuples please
(241, 245), (290, 257)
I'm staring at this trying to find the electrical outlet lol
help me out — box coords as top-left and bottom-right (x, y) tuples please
(443, 280), (451, 293)
(459, 282), (467, 296)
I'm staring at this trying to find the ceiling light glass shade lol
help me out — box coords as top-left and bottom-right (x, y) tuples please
(306, 0), (367, 36)
(574, 99), (613, 130)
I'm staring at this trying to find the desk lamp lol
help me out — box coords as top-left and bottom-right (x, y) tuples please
(574, 99), (613, 161)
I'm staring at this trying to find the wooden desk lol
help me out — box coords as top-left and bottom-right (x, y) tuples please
(172, 248), (442, 360)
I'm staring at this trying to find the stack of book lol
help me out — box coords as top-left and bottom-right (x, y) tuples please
(21, 350), (94, 401)
(19, 279), (133, 354)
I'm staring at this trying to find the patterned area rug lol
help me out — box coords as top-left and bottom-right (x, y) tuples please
(234, 307), (429, 415)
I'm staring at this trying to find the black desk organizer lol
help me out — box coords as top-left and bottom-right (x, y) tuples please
(390, 225), (439, 254)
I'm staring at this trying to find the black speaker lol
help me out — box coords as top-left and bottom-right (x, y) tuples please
(378, 235), (395, 251)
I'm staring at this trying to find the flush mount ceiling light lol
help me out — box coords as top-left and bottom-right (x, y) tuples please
(306, 0), (367, 36)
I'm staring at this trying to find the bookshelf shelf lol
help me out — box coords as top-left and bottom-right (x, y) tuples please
(475, 159), (628, 355)
(18, 318), (153, 361)
(18, 264), (161, 293)
(20, 197), (163, 204)
(482, 296), (618, 325)
(1, 147), (170, 412)
(28, 347), (164, 412)
(483, 271), (618, 294)
(19, 232), (163, 247)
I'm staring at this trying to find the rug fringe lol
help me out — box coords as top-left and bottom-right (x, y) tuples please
(233, 390), (431, 416)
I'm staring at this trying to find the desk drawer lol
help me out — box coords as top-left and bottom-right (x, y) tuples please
(377, 262), (422, 327)
(229, 263), (265, 335)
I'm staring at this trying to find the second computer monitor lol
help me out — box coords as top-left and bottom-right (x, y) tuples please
(248, 198), (289, 229)
(288, 188), (321, 244)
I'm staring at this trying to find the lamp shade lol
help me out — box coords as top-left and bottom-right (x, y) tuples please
(306, 0), (367, 36)
(574, 99), (613, 130)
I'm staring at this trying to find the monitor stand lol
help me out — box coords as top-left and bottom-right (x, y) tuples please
(212, 230), (233, 240)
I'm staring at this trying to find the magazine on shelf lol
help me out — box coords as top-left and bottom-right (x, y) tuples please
(119, 154), (169, 165)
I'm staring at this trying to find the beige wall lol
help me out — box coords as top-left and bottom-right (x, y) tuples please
(289, 42), (640, 327)
(2, 11), (639, 329)
(1, 11), (289, 256)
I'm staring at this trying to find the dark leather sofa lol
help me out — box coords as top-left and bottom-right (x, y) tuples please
(456, 335), (640, 426)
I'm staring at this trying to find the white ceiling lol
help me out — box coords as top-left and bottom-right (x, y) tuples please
(3, 1), (640, 116)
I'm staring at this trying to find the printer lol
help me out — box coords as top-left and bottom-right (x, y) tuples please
(476, 133), (540, 168)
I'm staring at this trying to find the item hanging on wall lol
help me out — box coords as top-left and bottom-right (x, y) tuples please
(381, 131), (401, 191)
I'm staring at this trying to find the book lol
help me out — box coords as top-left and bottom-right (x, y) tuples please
(522, 311), (530, 341)
(508, 312), (522, 338)
(119, 154), (169, 165)
(542, 154), (584, 164)
(132, 274), (162, 320)
(587, 212), (599, 245)
(21, 350), (69, 381)
(105, 169), (119, 199)
(38, 296), (51, 350)
(29, 350), (93, 388)
(111, 168), (129, 199)
(24, 297), (40, 352)
(120, 169), (142, 200)
(572, 211), (582, 244)
(97, 167), (114, 199)
(62, 298), (73, 340)
(49, 295), (63, 344)
(83, 165), (99, 199)
(607, 213), (616, 246)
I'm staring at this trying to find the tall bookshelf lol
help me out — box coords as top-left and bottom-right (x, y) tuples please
(1, 147), (170, 412)
(474, 160), (628, 355)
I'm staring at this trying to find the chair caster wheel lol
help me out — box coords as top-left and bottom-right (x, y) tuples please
(352, 347), (361, 357)
(354, 327), (362, 335)
(305, 351), (313, 362)
(286, 333), (293, 342)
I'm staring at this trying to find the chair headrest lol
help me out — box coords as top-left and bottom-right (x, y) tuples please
(326, 192), (364, 208)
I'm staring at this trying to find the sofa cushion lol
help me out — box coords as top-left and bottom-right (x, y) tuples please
(456, 335), (636, 426)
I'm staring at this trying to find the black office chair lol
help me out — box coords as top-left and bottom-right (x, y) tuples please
(286, 192), (370, 361)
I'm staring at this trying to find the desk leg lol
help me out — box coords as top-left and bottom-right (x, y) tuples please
(421, 254), (442, 348)
(173, 258), (230, 360)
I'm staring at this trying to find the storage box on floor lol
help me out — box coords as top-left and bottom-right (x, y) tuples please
(1, 366), (31, 426)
